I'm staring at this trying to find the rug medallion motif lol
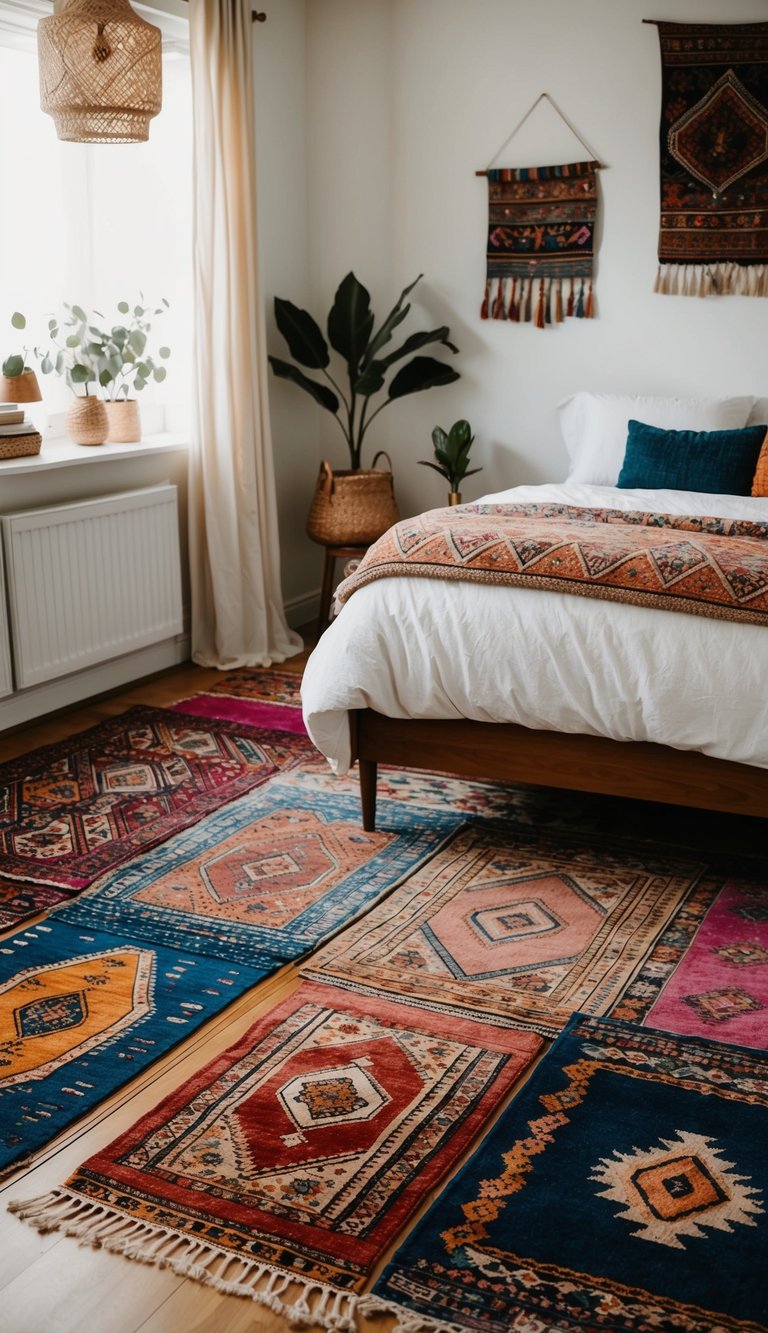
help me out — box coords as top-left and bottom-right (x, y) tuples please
(367, 1015), (768, 1332)
(304, 821), (707, 1035)
(0, 706), (311, 891)
(57, 783), (457, 966)
(10, 983), (541, 1324)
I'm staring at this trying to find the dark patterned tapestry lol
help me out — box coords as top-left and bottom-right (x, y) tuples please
(654, 20), (768, 296)
(481, 161), (598, 327)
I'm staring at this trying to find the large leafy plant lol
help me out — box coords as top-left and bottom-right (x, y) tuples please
(269, 273), (460, 470)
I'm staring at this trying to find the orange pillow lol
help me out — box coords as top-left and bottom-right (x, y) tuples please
(752, 428), (768, 496)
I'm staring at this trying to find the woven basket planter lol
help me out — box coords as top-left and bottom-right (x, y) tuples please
(67, 396), (108, 447)
(105, 399), (141, 443)
(0, 431), (42, 461)
(306, 452), (399, 547)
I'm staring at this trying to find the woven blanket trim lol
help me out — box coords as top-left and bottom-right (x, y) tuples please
(297, 971), (561, 1039)
(8, 1190), (356, 1333)
(336, 559), (768, 628)
(357, 1293), (465, 1333)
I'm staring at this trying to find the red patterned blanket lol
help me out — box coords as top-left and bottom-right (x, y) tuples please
(335, 502), (768, 626)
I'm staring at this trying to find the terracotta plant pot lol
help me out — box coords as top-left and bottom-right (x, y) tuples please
(105, 399), (141, 443)
(0, 369), (42, 404)
(67, 396), (108, 447)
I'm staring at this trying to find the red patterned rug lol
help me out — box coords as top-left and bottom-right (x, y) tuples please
(172, 667), (306, 734)
(0, 882), (70, 932)
(303, 820), (712, 1036)
(10, 981), (540, 1326)
(0, 706), (312, 900)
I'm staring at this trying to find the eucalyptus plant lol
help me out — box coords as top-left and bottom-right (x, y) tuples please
(38, 299), (170, 398)
(269, 273), (460, 470)
(420, 418), (481, 494)
(2, 312), (34, 377)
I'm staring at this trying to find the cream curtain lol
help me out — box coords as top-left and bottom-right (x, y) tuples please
(188, 0), (302, 667)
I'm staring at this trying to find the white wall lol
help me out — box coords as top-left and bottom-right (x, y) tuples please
(262, 0), (768, 607)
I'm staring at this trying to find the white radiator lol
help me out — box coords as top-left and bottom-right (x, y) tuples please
(1, 485), (183, 688)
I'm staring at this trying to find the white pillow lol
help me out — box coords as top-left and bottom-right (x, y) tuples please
(748, 397), (768, 427)
(560, 392), (755, 485)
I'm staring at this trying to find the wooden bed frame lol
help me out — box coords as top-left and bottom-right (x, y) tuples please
(350, 710), (768, 831)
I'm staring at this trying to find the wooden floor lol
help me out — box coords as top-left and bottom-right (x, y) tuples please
(0, 651), (539, 1333)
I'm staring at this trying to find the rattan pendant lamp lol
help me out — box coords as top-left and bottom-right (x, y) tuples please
(38, 0), (162, 144)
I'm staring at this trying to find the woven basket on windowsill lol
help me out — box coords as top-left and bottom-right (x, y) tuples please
(0, 431), (42, 461)
(306, 451), (399, 547)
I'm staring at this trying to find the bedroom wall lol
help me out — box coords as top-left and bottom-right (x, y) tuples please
(290, 0), (768, 541)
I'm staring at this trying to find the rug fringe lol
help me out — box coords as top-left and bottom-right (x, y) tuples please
(9, 1189), (357, 1331)
(357, 1293), (465, 1332)
(655, 261), (768, 297)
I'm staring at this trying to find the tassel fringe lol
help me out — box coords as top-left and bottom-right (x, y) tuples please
(9, 1190), (358, 1332)
(655, 262), (768, 297)
(482, 275), (592, 326)
(357, 1293), (466, 1332)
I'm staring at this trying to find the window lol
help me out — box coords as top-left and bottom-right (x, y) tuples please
(0, 0), (192, 434)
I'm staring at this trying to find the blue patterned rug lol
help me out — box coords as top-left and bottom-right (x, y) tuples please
(366, 1015), (768, 1332)
(0, 918), (268, 1177)
(54, 782), (457, 967)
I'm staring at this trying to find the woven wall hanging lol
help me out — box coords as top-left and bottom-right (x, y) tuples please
(649, 19), (768, 297)
(477, 94), (602, 328)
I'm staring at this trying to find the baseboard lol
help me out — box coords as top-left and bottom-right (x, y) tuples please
(285, 589), (320, 632)
(0, 634), (191, 733)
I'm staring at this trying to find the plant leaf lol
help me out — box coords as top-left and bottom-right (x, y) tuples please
(378, 326), (459, 370)
(327, 272), (374, 376)
(388, 356), (461, 401)
(274, 298), (329, 369)
(2, 354), (23, 376)
(418, 460), (450, 479)
(268, 356), (339, 413)
(71, 304), (87, 322)
(70, 363), (91, 384)
(353, 361), (386, 396)
(10, 312), (25, 330)
(117, 301), (130, 314)
(362, 275), (422, 367)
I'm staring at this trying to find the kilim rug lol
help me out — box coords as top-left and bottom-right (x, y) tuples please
(653, 20), (768, 296)
(303, 819), (710, 1036)
(173, 666), (306, 734)
(55, 781), (458, 967)
(613, 871), (768, 1050)
(10, 982), (541, 1327)
(365, 1015), (768, 1333)
(0, 918), (267, 1177)
(0, 705), (312, 896)
(0, 882), (69, 933)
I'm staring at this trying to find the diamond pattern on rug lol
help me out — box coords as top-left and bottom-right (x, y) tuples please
(0, 706), (312, 891)
(303, 820), (706, 1035)
(56, 782), (457, 966)
(366, 1015), (768, 1333)
(0, 919), (267, 1177)
(9, 982), (541, 1320)
(613, 875), (768, 1049)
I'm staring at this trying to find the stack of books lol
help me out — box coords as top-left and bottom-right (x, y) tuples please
(0, 403), (42, 460)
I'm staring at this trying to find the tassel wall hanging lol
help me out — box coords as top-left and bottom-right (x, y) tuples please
(477, 95), (602, 328)
(648, 19), (768, 297)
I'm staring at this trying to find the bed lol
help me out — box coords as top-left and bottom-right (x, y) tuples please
(301, 393), (768, 829)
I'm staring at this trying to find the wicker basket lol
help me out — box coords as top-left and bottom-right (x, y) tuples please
(0, 431), (42, 461)
(306, 452), (399, 547)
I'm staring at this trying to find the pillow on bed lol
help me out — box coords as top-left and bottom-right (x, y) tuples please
(560, 392), (755, 485)
(617, 420), (767, 495)
(751, 429), (768, 497)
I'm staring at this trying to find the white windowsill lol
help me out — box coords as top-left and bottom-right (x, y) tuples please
(0, 432), (190, 478)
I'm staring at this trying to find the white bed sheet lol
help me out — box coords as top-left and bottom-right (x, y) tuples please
(301, 482), (768, 774)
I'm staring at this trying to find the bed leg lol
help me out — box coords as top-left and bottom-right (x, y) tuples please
(359, 758), (378, 831)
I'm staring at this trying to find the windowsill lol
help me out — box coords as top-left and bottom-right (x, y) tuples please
(0, 432), (190, 478)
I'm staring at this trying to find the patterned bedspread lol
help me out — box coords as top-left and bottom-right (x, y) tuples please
(335, 502), (768, 626)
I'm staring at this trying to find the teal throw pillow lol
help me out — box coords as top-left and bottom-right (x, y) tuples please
(617, 419), (767, 495)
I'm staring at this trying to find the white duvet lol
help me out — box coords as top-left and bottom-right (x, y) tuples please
(301, 482), (768, 774)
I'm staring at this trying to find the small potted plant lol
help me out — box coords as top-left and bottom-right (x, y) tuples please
(39, 299), (170, 444)
(1, 313), (43, 405)
(419, 418), (481, 505)
(269, 272), (460, 545)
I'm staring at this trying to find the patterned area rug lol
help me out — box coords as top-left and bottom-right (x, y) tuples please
(10, 982), (541, 1327)
(0, 919), (267, 1177)
(614, 872), (768, 1050)
(55, 781), (457, 967)
(303, 820), (709, 1035)
(0, 883), (70, 933)
(173, 667), (306, 734)
(0, 706), (311, 896)
(366, 1015), (768, 1333)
